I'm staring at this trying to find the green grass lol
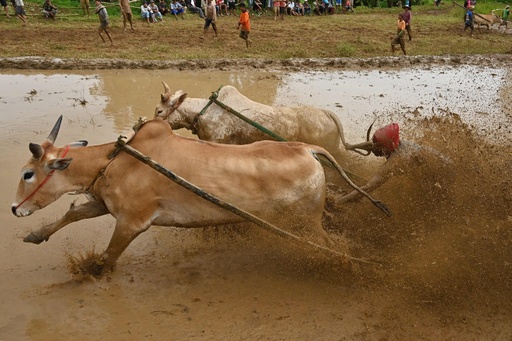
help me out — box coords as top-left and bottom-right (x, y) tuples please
(0, 0), (511, 61)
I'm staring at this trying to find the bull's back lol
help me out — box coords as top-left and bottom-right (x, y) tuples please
(106, 120), (327, 226)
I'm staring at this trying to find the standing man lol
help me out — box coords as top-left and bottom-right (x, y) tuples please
(120, 0), (135, 31)
(402, 4), (412, 41)
(391, 13), (406, 55)
(94, 0), (113, 46)
(499, 5), (509, 29)
(460, 5), (474, 37)
(81, 0), (90, 17)
(237, 2), (251, 48)
(1, 0), (10, 17)
(14, 0), (27, 25)
(203, 0), (218, 38)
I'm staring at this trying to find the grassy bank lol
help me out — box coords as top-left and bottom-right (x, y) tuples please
(0, 1), (510, 60)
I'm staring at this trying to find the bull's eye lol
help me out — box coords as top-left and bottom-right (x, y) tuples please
(23, 170), (35, 181)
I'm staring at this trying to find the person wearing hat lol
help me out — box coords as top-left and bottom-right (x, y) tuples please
(148, 0), (164, 21)
(460, 5), (474, 36)
(402, 4), (412, 41)
(499, 5), (509, 29)
(94, 0), (113, 46)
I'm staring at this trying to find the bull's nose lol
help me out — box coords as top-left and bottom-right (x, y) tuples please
(11, 205), (17, 216)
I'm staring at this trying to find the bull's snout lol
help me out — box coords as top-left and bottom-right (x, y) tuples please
(11, 204), (31, 217)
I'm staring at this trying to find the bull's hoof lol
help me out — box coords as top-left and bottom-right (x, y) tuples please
(90, 262), (105, 278)
(23, 232), (46, 244)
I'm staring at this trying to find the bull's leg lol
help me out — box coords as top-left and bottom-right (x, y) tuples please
(97, 218), (152, 275)
(24, 200), (109, 244)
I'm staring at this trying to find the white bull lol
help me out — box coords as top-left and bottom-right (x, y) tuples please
(12, 116), (388, 276)
(154, 83), (354, 160)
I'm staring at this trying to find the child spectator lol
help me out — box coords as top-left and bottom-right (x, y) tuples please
(237, 2), (251, 48)
(42, 0), (57, 19)
(94, 0), (113, 45)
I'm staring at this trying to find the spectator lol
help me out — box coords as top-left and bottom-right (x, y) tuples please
(460, 5), (474, 36)
(226, 0), (236, 15)
(140, 2), (152, 23)
(170, 0), (185, 18)
(42, 0), (57, 19)
(203, 0), (218, 37)
(335, 0), (341, 13)
(279, 0), (286, 18)
(80, 0), (90, 17)
(217, 0), (227, 15)
(391, 13), (406, 55)
(14, 0), (26, 24)
(252, 0), (262, 15)
(94, 0), (113, 45)
(286, 0), (294, 15)
(345, 0), (353, 12)
(186, 0), (205, 17)
(272, 0), (279, 19)
(321, 0), (328, 15)
(402, 4), (412, 41)
(158, 0), (169, 15)
(120, 0), (135, 31)
(237, 2), (251, 48)
(499, 5), (509, 29)
(293, 0), (303, 15)
(149, 0), (163, 21)
(303, 0), (311, 14)
(1, 0), (10, 17)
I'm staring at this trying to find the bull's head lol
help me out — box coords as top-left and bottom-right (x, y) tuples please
(154, 82), (188, 129)
(11, 116), (87, 217)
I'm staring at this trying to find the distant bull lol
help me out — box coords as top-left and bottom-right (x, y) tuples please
(154, 82), (356, 160)
(12, 116), (388, 276)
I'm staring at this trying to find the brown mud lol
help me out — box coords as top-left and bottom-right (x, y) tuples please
(0, 58), (511, 340)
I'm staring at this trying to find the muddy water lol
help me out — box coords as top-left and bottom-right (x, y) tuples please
(1, 67), (511, 340)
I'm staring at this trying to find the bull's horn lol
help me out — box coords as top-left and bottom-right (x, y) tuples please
(29, 143), (45, 160)
(47, 115), (63, 145)
(162, 81), (171, 94)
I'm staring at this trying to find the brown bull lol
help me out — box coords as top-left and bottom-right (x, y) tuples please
(154, 82), (356, 160)
(12, 116), (386, 276)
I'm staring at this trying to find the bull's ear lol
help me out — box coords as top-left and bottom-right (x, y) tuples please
(29, 143), (45, 160)
(177, 92), (188, 106)
(47, 158), (73, 170)
(161, 93), (169, 103)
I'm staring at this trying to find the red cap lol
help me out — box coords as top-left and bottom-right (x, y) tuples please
(372, 123), (400, 157)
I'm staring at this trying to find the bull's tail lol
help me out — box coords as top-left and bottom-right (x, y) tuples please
(312, 149), (391, 216)
(325, 110), (374, 156)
